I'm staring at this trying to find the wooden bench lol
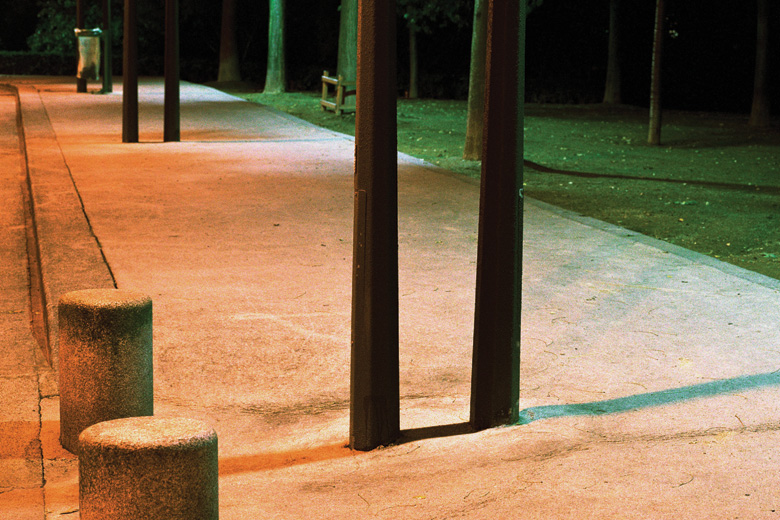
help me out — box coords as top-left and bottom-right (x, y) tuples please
(320, 70), (356, 115)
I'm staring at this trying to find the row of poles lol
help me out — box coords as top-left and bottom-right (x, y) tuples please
(76, 0), (180, 142)
(350, 0), (526, 450)
(123, 0), (180, 143)
(79, 0), (526, 452)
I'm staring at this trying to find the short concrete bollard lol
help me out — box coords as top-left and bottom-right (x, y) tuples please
(58, 289), (153, 453)
(79, 416), (219, 520)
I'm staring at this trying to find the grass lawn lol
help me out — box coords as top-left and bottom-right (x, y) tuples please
(224, 88), (780, 281)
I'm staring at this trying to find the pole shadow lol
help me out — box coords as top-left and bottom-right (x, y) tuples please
(219, 371), (780, 474)
(219, 443), (354, 476)
(517, 370), (780, 425)
(398, 422), (474, 444)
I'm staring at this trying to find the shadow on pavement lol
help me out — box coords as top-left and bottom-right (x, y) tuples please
(518, 370), (780, 425)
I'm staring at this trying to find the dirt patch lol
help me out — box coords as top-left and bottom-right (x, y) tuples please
(226, 88), (780, 280)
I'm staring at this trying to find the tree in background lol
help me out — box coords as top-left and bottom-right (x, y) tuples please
(337, 0), (357, 81)
(647, 0), (665, 145)
(749, 0), (770, 127)
(0, 1), (38, 50)
(218, 0), (241, 82)
(602, 0), (621, 104)
(264, 0), (285, 93)
(463, 0), (487, 160)
(397, 0), (470, 99)
(464, 0), (544, 161)
(28, 0), (101, 55)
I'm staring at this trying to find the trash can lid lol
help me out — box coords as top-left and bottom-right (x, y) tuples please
(74, 28), (102, 37)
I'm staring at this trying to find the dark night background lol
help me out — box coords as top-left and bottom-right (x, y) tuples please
(0, 0), (777, 115)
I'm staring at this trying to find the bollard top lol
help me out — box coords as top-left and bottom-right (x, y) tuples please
(74, 28), (102, 38)
(59, 289), (151, 311)
(79, 416), (217, 451)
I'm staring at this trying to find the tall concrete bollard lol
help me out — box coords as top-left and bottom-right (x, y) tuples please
(58, 289), (153, 453)
(79, 416), (219, 520)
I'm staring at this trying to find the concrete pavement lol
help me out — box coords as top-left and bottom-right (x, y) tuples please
(1, 76), (779, 519)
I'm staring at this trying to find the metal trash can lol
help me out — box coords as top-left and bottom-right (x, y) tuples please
(75, 28), (102, 81)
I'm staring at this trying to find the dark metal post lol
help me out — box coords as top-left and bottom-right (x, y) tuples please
(76, 0), (87, 93)
(350, 0), (399, 451)
(122, 0), (138, 143)
(101, 0), (113, 93)
(164, 0), (180, 142)
(470, 0), (526, 431)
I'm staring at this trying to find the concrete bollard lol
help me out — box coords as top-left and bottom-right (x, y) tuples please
(79, 416), (219, 520)
(58, 289), (153, 453)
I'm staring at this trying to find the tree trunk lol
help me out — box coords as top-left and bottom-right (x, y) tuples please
(749, 0), (770, 127)
(602, 0), (621, 104)
(337, 0), (358, 81)
(647, 0), (664, 145)
(218, 0), (241, 82)
(76, 0), (87, 92)
(101, 0), (113, 93)
(463, 0), (488, 160)
(408, 28), (419, 99)
(264, 0), (286, 93)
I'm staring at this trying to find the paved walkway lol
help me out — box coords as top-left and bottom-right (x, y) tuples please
(2, 77), (780, 519)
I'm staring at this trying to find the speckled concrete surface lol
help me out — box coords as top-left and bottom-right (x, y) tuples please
(58, 289), (153, 453)
(79, 416), (217, 520)
(1, 77), (779, 519)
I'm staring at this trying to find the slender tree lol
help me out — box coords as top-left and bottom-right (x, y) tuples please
(647, 0), (665, 145)
(397, 0), (470, 98)
(337, 0), (358, 81)
(602, 0), (621, 104)
(463, 0), (487, 160)
(408, 26), (419, 98)
(218, 0), (241, 82)
(264, 0), (286, 93)
(76, 0), (86, 92)
(749, 0), (770, 127)
(463, 0), (545, 161)
(527, 0), (544, 13)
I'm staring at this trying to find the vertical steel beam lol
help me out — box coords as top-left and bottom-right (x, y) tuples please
(101, 0), (113, 93)
(350, 0), (399, 451)
(76, 0), (87, 93)
(470, 0), (526, 431)
(122, 0), (138, 143)
(164, 0), (180, 142)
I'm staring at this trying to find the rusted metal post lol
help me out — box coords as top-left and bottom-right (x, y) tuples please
(122, 0), (138, 143)
(76, 0), (87, 93)
(164, 0), (180, 142)
(470, 0), (526, 431)
(350, 0), (399, 451)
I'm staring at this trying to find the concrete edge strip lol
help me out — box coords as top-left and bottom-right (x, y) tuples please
(413, 156), (780, 292)
(527, 197), (780, 292)
(12, 83), (116, 373)
(8, 83), (52, 365)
